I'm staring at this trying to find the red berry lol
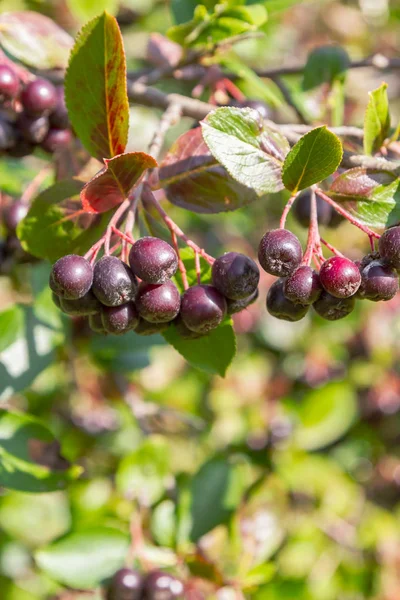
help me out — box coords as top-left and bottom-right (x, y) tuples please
(258, 229), (302, 277)
(319, 256), (361, 298)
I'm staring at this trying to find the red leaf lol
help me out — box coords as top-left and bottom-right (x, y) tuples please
(81, 152), (157, 214)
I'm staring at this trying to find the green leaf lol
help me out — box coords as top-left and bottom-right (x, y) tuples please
(364, 83), (391, 155)
(201, 107), (289, 196)
(0, 11), (73, 70)
(328, 167), (400, 228)
(90, 329), (165, 372)
(17, 180), (111, 262)
(282, 126), (343, 192)
(0, 410), (81, 493)
(66, 0), (118, 23)
(35, 528), (129, 589)
(0, 306), (24, 354)
(302, 45), (350, 91)
(65, 12), (129, 161)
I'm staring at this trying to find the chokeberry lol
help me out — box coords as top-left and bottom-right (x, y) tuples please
(226, 288), (259, 315)
(180, 284), (227, 334)
(59, 290), (101, 316)
(21, 78), (57, 116)
(258, 229), (302, 277)
(92, 256), (138, 306)
(101, 302), (139, 334)
(129, 237), (178, 284)
(136, 281), (180, 323)
(313, 290), (355, 321)
(88, 313), (107, 334)
(319, 256), (361, 298)
(358, 260), (399, 301)
(135, 318), (170, 336)
(41, 128), (73, 153)
(3, 201), (28, 232)
(212, 252), (259, 300)
(17, 113), (49, 144)
(142, 570), (184, 600)
(49, 86), (70, 129)
(284, 265), (322, 305)
(293, 189), (332, 228)
(0, 64), (20, 100)
(50, 254), (93, 300)
(266, 279), (308, 321)
(378, 226), (400, 270)
(0, 118), (17, 150)
(106, 568), (143, 600)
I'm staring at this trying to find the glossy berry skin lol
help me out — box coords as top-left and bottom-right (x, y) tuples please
(17, 114), (49, 144)
(284, 266), (322, 305)
(258, 229), (302, 277)
(41, 128), (73, 153)
(227, 288), (259, 315)
(136, 281), (180, 323)
(142, 570), (184, 600)
(21, 78), (57, 116)
(313, 290), (355, 321)
(378, 226), (400, 269)
(212, 252), (259, 300)
(0, 118), (17, 150)
(319, 256), (361, 298)
(106, 568), (143, 600)
(129, 237), (178, 284)
(0, 64), (20, 100)
(293, 189), (332, 228)
(180, 284), (227, 334)
(101, 302), (139, 334)
(358, 260), (399, 301)
(92, 256), (138, 307)
(135, 318), (170, 336)
(49, 87), (69, 129)
(59, 290), (101, 316)
(88, 312), (107, 334)
(3, 201), (28, 232)
(266, 279), (308, 322)
(50, 255), (93, 300)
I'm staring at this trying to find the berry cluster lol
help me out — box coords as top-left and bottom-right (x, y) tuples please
(50, 237), (260, 337)
(258, 225), (400, 322)
(0, 63), (72, 157)
(105, 567), (184, 600)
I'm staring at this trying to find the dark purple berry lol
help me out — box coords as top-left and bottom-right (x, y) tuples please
(41, 128), (73, 153)
(319, 256), (361, 298)
(49, 87), (69, 129)
(59, 290), (101, 316)
(266, 279), (308, 321)
(358, 260), (399, 301)
(0, 118), (17, 150)
(21, 78), (57, 116)
(227, 288), (259, 315)
(284, 266), (322, 305)
(0, 64), (20, 100)
(92, 256), (138, 307)
(135, 318), (170, 336)
(313, 290), (355, 321)
(3, 201), (28, 232)
(17, 113), (49, 144)
(174, 315), (205, 339)
(180, 284), (227, 334)
(88, 313), (107, 334)
(328, 209), (344, 228)
(142, 570), (184, 600)
(378, 226), (400, 269)
(258, 229), (302, 277)
(129, 237), (178, 284)
(212, 252), (259, 300)
(136, 281), (180, 323)
(293, 189), (332, 228)
(106, 568), (143, 600)
(101, 302), (139, 334)
(52, 292), (61, 309)
(7, 138), (34, 157)
(50, 255), (93, 300)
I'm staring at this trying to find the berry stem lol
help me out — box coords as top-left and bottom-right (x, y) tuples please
(104, 199), (131, 255)
(280, 192), (298, 229)
(320, 237), (345, 257)
(302, 190), (320, 266)
(194, 250), (201, 284)
(20, 164), (53, 205)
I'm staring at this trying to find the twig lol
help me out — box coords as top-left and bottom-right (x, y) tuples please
(280, 193), (298, 228)
(302, 190), (320, 266)
(148, 101), (183, 162)
(20, 164), (53, 204)
(320, 237), (345, 257)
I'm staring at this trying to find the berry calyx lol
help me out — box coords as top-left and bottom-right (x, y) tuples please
(106, 568), (143, 600)
(129, 236), (178, 284)
(226, 288), (259, 315)
(21, 78), (57, 116)
(101, 302), (139, 334)
(0, 64), (20, 100)
(59, 290), (101, 316)
(212, 252), (259, 300)
(284, 266), (322, 305)
(319, 256), (361, 298)
(313, 290), (355, 320)
(142, 570), (184, 600)
(378, 226), (400, 269)
(258, 229), (302, 277)
(266, 279), (309, 321)
(293, 189), (332, 228)
(180, 284), (227, 334)
(136, 281), (181, 323)
(92, 256), (138, 306)
(41, 128), (73, 153)
(358, 259), (399, 301)
(50, 255), (93, 300)
(3, 201), (28, 232)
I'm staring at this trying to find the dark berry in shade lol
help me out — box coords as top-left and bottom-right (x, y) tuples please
(0, 64), (20, 100)
(319, 256), (361, 298)
(211, 252), (260, 300)
(378, 226), (400, 269)
(293, 189), (332, 228)
(180, 284), (227, 334)
(313, 290), (355, 321)
(174, 315), (205, 340)
(17, 114), (49, 144)
(101, 302), (139, 334)
(284, 266), (322, 305)
(49, 86), (69, 129)
(0, 118), (17, 150)
(258, 229), (302, 277)
(357, 260), (399, 301)
(136, 281), (180, 323)
(328, 209), (344, 229)
(21, 78), (57, 116)
(227, 288), (259, 315)
(41, 128), (73, 153)
(129, 236), (178, 284)
(92, 256), (138, 306)
(106, 568), (143, 600)
(135, 318), (170, 336)
(50, 254), (93, 299)
(3, 201), (28, 232)
(142, 570), (184, 600)
(51, 292), (61, 309)
(7, 139), (34, 158)
(59, 290), (101, 316)
(88, 312), (107, 334)
(266, 279), (308, 322)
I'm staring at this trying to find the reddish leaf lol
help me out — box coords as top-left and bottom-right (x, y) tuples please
(157, 127), (258, 213)
(81, 152), (157, 214)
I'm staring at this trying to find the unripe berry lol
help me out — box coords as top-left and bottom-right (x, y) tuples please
(101, 302), (139, 334)
(358, 260), (399, 301)
(50, 255), (93, 300)
(226, 288), (259, 315)
(92, 256), (138, 306)
(258, 229), (302, 277)
(3, 201), (28, 232)
(142, 570), (184, 600)
(293, 189), (332, 228)
(136, 281), (180, 323)
(378, 226), (400, 269)
(21, 78), (57, 116)
(319, 256), (361, 298)
(106, 568), (143, 600)
(212, 252), (259, 300)
(180, 284), (227, 334)
(313, 290), (355, 320)
(284, 266), (322, 305)
(129, 237), (178, 284)
(266, 279), (308, 321)
(0, 64), (20, 100)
